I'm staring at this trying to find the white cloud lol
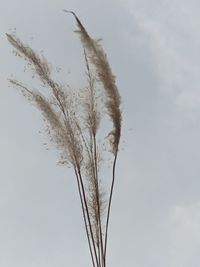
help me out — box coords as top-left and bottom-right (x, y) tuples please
(125, 0), (200, 115)
(167, 202), (200, 266)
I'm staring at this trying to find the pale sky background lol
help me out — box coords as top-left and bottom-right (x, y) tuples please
(1, 0), (200, 266)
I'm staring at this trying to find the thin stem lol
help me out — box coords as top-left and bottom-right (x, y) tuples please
(74, 168), (96, 267)
(75, 121), (102, 267)
(88, 132), (101, 267)
(103, 152), (118, 267)
(84, 49), (103, 266)
(75, 123), (100, 267)
(77, 169), (99, 267)
(93, 135), (104, 267)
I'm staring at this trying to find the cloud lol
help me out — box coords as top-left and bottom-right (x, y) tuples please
(167, 202), (200, 266)
(124, 0), (200, 116)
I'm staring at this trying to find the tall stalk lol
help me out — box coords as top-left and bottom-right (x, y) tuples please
(93, 135), (104, 267)
(77, 170), (99, 266)
(74, 168), (96, 267)
(103, 153), (118, 266)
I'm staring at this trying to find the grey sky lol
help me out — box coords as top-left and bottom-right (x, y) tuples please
(1, 0), (200, 266)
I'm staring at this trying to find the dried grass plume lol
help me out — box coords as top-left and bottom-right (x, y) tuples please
(7, 12), (122, 267)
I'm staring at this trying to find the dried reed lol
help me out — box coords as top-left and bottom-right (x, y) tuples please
(7, 12), (122, 267)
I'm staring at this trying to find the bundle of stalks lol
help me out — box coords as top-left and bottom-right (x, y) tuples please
(7, 12), (122, 267)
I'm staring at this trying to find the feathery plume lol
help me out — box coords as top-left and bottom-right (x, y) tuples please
(64, 10), (122, 155)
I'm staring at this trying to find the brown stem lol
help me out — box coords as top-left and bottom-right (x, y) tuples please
(77, 169), (99, 267)
(74, 122), (101, 267)
(93, 135), (104, 267)
(74, 168), (96, 267)
(103, 152), (118, 267)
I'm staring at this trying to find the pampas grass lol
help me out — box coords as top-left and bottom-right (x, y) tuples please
(7, 12), (122, 267)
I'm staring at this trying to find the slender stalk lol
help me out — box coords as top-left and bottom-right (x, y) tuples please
(103, 152), (118, 267)
(74, 168), (96, 267)
(74, 120), (101, 267)
(87, 132), (101, 267)
(77, 169), (99, 267)
(83, 49), (104, 266)
(93, 134), (104, 267)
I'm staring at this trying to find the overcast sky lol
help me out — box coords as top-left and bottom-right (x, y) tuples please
(1, 0), (200, 266)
